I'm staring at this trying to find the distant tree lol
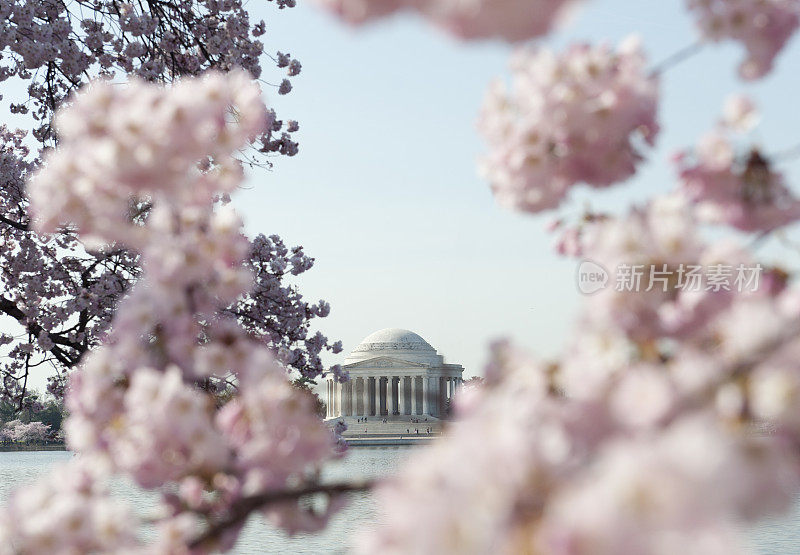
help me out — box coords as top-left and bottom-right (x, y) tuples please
(0, 0), (342, 412)
(462, 376), (485, 388)
(0, 390), (63, 427)
(34, 397), (64, 434)
(2, 419), (51, 443)
(292, 377), (327, 419)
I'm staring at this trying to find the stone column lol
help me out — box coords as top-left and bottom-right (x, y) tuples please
(354, 378), (360, 416)
(386, 377), (392, 416)
(411, 377), (418, 415)
(326, 380), (330, 418)
(372, 377), (379, 416)
(381, 376), (390, 416)
(441, 377), (447, 415)
(434, 377), (441, 417)
(435, 377), (441, 417)
(422, 377), (429, 415)
(398, 377), (406, 416)
(346, 381), (354, 416)
(381, 377), (387, 416)
(436, 376), (444, 418)
(360, 377), (368, 416)
(375, 377), (381, 416)
(386, 377), (393, 415)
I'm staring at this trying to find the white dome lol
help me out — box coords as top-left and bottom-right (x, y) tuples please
(344, 328), (442, 365)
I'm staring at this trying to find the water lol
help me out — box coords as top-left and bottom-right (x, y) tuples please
(0, 449), (797, 554)
(0, 448), (409, 554)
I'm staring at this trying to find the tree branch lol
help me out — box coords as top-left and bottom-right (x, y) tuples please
(0, 214), (29, 232)
(189, 480), (374, 549)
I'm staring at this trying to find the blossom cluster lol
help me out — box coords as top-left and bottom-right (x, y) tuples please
(686, 0), (800, 80)
(360, 194), (800, 552)
(0, 461), (139, 554)
(0, 0), (301, 154)
(314, 0), (579, 42)
(2, 73), (344, 553)
(0, 0), (322, 407)
(29, 70), (265, 247)
(478, 37), (660, 212)
(601, 262), (763, 294)
(675, 105), (800, 232)
(0, 419), (50, 442)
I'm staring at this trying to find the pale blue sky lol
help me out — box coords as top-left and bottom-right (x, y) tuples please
(6, 1), (800, 392)
(236, 0), (800, 378)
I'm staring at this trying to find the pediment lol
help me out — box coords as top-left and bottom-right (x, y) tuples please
(343, 356), (429, 370)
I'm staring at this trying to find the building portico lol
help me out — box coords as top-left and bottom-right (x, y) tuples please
(326, 329), (464, 419)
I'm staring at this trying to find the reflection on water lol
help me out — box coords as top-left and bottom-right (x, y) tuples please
(0, 448), (795, 554)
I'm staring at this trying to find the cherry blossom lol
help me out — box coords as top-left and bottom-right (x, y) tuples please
(0, 0), (320, 409)
(0, 461), (140, 554)
(361, 286), (800, 554)
(686, 0), (800, 80)
(676, 131), (800, 232)
(572, 195), (743, 343)
(4, 1), (800, 553)
(359, 169), (800, 555)
(314, 0), (579, 42)
(478, 36), (660, 213)
(0, 0), (302, 151)
(722, 94), (760, 132)
(0, 419), (51, 442)
(3, 73), (348, 553)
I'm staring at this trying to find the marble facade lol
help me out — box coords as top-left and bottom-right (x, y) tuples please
(326, 328), (464, 419)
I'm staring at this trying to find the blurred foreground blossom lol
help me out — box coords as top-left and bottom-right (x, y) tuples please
(722, 94), (760, 133)
(360, 282), (800, 553)
(676, 99), (800, 233)
(686, 0), (800, 80)
(478, 37), (659, 213)
(314, 0), (580, 42)
(2, 72), (346, 553)
(0, 461), (139, 554)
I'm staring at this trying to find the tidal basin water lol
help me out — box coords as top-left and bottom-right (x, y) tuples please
(1, 448), (799, 554)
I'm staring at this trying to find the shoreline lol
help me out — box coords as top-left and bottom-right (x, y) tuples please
(0, 444), (67, 452)
(344, 436), (435, 447)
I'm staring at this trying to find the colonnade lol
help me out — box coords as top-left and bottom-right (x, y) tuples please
(326, 375), (462, 418)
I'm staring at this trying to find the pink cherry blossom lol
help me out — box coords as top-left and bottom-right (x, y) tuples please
(478, 36), (659, 213)
(314, 0), (411, 25)
(423, 0), (580, 42)
(0, 461), (139, 554)
(314, 0), (579, 41)
(676, 132), (800, 232)
(721, 94), (760, 132)
(686, 0), (800, 79)
(0, 0), (320, 407)
(9, 73), (346, 552)
(579, 195), (739, 342)
(109, 366), (230, 488)
(29, 70), (266, 247)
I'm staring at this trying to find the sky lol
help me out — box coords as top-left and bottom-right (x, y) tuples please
(6, 0), (800, 392)
(233, 0), (800, 379)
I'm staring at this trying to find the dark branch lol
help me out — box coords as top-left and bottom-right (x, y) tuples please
(189, 480), (375, 549)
